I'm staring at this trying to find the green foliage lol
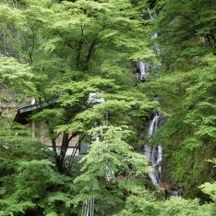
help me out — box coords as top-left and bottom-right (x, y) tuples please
(143, 53), (216, 196)
(115, 193), (160, 216)
(159, 197), (211, 216)
(2, 0), (216, 215)
(0, 118), (73, 216)
(141, 0), (216, 198)
(73, 126), (150, 215)
(0, 1), (156, 215)
(154, 0), (216, 69)
(115, 193), (211, 216)
(0, 56), (35, 107)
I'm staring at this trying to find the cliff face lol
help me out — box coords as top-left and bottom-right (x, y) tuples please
(0, 87), (16, 118)
(0, 87), (32, 119)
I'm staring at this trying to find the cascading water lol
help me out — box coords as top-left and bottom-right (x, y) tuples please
(136, 56), (163, 187)
(82, 92), (103, 216)
(82, 164), (114, 216)
(148, 114), (159, 136)
(105, 163), (115, 182)
(135, 8), (182, 196)
(82, 93), (115, 216)
(136, 61), (150, 82)
(139, 8), (163, 188)
(82, 199), (94, 216)
(145, 114), (163, 187)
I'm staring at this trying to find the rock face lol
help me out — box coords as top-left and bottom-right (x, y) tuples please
(0, 86), (32, 119)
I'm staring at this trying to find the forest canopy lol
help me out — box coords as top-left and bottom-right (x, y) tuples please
(1, 0), (216, 215)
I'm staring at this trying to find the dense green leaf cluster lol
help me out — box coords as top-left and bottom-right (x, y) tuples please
(2, 0), (216, 215)
(142, 0), (216, 198)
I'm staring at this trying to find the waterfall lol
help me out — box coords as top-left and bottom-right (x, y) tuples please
(136, 9), (159, 83)
(82, 199), (94, 216)
(82, 163), (115, 216)
(82, 93), (111, 216)
(140, 8), (182, 196)
(88, 92), (105, 104)
(136, 61), (150, 82)
(105, 163), (115, 182)
(147, 8), (154, 19)
(145, 114), (163, 187)
(139, 8), (163, 188)
(148, 114), (159, 136)
(81, 92), (102, 216)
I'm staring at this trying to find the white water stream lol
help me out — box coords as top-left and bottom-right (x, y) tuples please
(145, 114), (163, 187)
(82, 7), (164, 215)
(136, 61), (150, 81)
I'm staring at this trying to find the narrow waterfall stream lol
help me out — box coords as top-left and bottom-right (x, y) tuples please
(82, 94), (113, 216)
(136, 61), (150, 81)
(139, 8), (164, 188)
(140, 7), (183, 197)
(136, 58), (163, 187)
(82, 8), (165, 216)
(145, 114), (163, 187)
(82, 199), (94, 216)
